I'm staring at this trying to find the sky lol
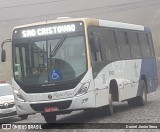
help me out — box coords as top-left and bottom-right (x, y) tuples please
(0, 0), (160, 82)
(0, 0), (158, 23)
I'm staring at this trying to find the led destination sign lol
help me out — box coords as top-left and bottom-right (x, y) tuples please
(22, 24), (75, 38)
(13, 22), (84, 39)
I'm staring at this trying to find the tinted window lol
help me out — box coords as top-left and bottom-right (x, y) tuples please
(88, 26), (105, 78)
(123, 31), (129, 44)
(128, 32), (142, 58)
(90, 37), (103, 62)
(116, 30), (131, 59)
(102, 29), (119, 60)
(139, 33), (151, 57)
(147, 33), (154, 57)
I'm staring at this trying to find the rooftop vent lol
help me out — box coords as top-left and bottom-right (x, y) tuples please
(56, 17), (71, 20)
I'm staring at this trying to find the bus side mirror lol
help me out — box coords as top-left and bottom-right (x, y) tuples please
(1, 49), (6, 62)
(90, 38), (100, 52)
(1, 39), (11, 62)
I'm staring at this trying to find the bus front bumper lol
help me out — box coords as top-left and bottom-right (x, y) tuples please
(15, 91), (96, 116)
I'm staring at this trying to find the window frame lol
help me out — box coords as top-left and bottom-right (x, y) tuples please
(128, 31), (142, 59)
(139, 32), (152, 58)
(116, 29), (132, 59)
(101, 28), (120, 61)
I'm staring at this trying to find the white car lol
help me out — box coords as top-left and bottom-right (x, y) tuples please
(0, 83), (17, 119)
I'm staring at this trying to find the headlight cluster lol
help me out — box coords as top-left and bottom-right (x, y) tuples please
(76, 80), (91, 96)
(14, 90), (26, 102)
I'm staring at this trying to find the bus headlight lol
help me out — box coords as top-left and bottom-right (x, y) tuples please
(14, 90), (26, 102)
(76, 80), (91, 97)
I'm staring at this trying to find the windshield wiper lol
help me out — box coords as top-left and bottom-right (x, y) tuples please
(49, 35), (67, 58)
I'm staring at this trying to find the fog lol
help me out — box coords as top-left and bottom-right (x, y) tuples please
(0, 0), (160, 82)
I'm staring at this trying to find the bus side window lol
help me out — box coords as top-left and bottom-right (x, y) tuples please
(147, 33), (154, 57)
(102, 29), (119, 60)
(128, 32), (142, 59)
(90, 37), (103, 62)
(139, 33), (151, 58)
(116, 30), (131, 59)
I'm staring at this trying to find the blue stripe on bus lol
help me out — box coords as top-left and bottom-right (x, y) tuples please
(144, 27), (151, 32)
(140, 58), (158, 93)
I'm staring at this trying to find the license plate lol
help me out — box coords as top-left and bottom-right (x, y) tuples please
(45, 107), (58, 112)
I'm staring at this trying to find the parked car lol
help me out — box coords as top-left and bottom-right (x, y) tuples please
(0, 83), (17, 119)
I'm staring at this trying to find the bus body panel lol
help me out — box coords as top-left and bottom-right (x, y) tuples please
(94, 60), (141, 102)
(94, 58), (158, 103)
(15, 90), (96, 115)
(12, 69), (97, 115)
(140, 58), (158, 93)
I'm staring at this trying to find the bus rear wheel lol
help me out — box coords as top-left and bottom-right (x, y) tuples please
(136, 80), (147, 106)
(128, 80), (147, 107)
(43, 113), (56, 123)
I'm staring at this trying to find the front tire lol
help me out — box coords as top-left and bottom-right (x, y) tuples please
(43, 113), (56, 123)
(101, 91), (113, 116)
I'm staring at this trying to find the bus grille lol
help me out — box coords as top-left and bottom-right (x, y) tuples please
(30, 100), (72, 112)
(20, 82), (78, 93)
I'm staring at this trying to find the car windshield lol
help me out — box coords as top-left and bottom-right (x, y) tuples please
(13, 35), (87, 84)
(0, 85), (13, 96)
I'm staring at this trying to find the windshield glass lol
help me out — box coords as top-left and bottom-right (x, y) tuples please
(0, 85), (13, 96)
(13, 35), (87, 84)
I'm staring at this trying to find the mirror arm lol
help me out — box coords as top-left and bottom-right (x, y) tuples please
(1, 39), (12, 50)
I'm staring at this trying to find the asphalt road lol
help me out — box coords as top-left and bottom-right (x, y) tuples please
(0, 86), (160, 132)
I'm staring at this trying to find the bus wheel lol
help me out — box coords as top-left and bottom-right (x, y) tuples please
(128, 80), (147, 107)
(43, 113), (56, 123)
(102, 91), (113, 116)
(137, 80), (147, 106)
(127, 98), (136, 107)
(107, 91), (113, 116)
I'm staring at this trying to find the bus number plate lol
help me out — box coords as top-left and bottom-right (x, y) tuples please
(45, 107), (58, 112)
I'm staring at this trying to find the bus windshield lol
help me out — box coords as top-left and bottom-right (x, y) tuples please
(13, 35), (87, 84)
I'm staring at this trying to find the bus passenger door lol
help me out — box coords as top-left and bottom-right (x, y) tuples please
(88, 26), (108, 107)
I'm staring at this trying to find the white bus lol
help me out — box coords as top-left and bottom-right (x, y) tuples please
(1, 18), (158, 123)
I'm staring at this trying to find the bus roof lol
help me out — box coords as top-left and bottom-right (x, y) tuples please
(14, 17), (149, 32)
(99, 20), (147, 31)
(13, 18), (91, 29)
